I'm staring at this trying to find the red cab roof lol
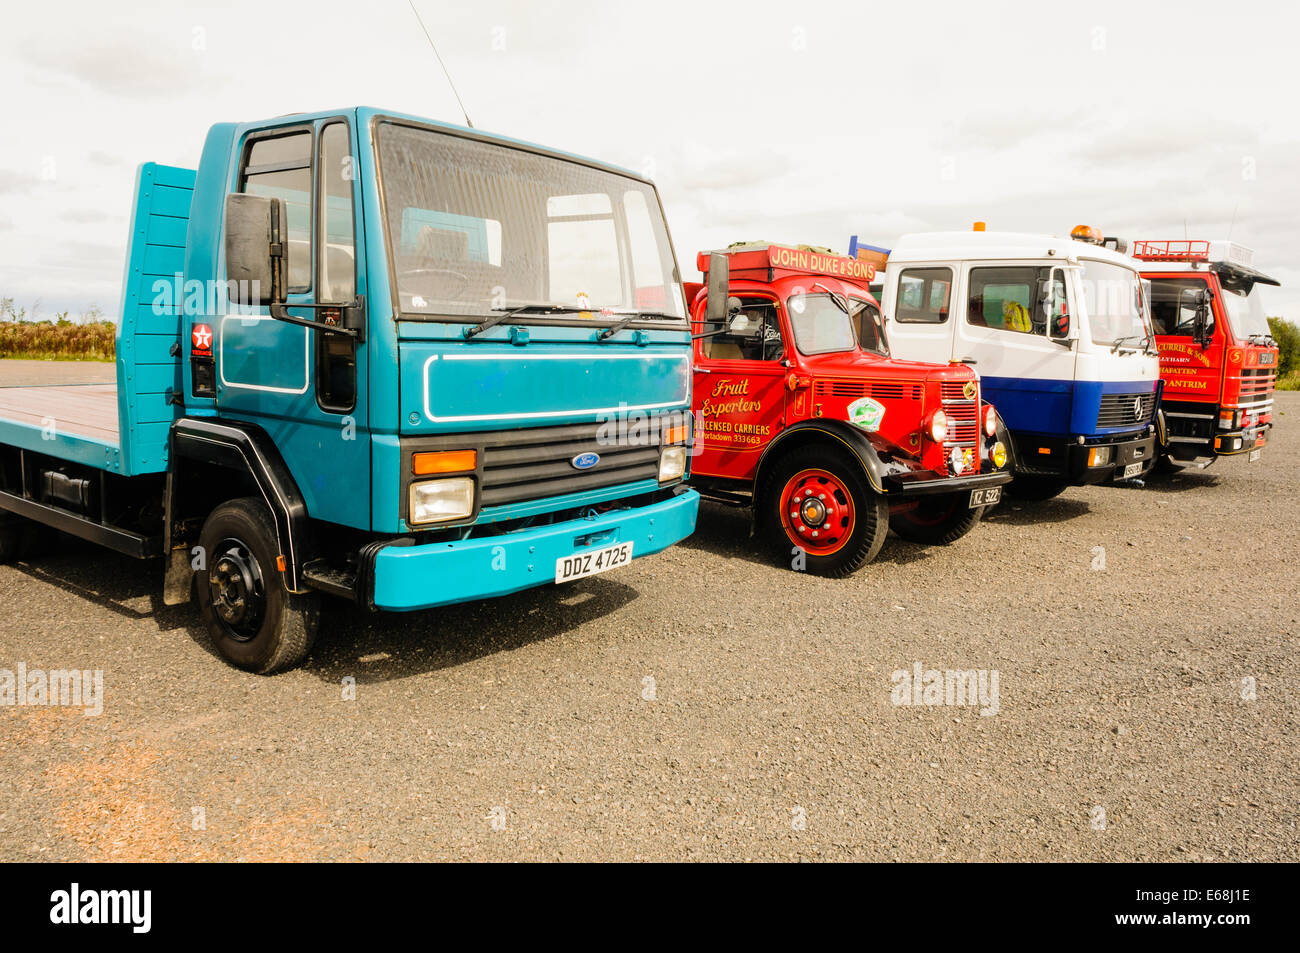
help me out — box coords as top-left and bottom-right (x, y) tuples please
(697, 243), (876, 284)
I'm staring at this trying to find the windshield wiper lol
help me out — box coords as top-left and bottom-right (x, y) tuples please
(1110, 334), (1146, 353)
(812, 282), (851, 315)
(464, 303), (588, 338)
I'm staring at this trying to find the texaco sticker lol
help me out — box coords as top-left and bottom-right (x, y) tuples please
(847, 396), (886, 432)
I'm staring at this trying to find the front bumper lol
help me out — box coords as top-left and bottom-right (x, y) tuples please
(368, 487), (699, 611)
(882, 468), (1012, 497)
(1014, 430), (1156, 484)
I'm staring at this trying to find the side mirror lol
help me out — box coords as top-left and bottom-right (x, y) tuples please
(1192, 290), (1212, 347)
(224, 193), (285, 307)
(705, 253), (729, 326)
(727, 311), (752, 334)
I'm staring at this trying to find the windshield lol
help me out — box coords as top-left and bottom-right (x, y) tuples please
(377, 122), (684, 322)
(1079, 259), (1152, 347)
(1219, 284), (1272, 340)
(787, 293), (867, 355)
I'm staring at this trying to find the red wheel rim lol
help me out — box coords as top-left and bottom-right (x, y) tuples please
(779, 468), (855, 556)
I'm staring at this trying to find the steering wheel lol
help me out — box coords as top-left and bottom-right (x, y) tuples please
(397, 266), (470, 296)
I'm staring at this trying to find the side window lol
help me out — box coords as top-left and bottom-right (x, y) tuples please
(240, 131), (313, 292)
(316, 122), (357, 413)
(967, 266), (1064, 336)
(702, 298), (783, 362)
(896, 268), (952, 323)
(318, 123), (355, 303)
(854, 302), (886, 355)
(1148, 278), (1210, 337)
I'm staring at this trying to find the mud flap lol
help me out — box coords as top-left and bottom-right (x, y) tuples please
(162, 545), (194, 606)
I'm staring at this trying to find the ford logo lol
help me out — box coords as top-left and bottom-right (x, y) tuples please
(571, 452), (600, 470)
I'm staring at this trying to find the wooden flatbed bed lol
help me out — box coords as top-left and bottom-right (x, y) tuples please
(0, 383), (120, 445)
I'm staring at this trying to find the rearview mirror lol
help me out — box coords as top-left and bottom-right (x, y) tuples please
(1192, 289), (1213, 347)
(705, 253), (729, 326)
(224, 193), (285, 307)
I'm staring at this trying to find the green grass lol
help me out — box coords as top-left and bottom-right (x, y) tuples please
(0, 321), (115, 361)
(1277, 373), (1300, 392)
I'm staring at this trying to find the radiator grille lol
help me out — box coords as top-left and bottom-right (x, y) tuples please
(478, 421), (665, 507)
(1097, 393), (1156, 429)
(940, 381), (978, 475)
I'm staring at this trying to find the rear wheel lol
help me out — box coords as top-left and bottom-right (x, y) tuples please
(890, 493), (986, 544)
(759, 446), (888, 577)
(1006, 475), (1068, 501)
(195, 497), (319, 674)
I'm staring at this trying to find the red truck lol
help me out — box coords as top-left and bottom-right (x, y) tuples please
(1130, 239), (1281, 468)
(686, 244), (1012, 576)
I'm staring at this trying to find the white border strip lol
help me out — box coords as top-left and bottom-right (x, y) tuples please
(218, 315), (311, 395)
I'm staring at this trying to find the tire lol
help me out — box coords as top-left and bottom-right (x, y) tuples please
(1006, 475), (1069, 501)
(890, 493), (986, 545)
(758, 445), (888, 578)
(195, 497), (319, 674)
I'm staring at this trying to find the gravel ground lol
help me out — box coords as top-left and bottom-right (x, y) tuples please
(1, 361), (1296, 861)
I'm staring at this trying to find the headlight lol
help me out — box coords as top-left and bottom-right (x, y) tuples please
(927, 410), (948, 443)
(658, 446), (687, 483)
(1087, 446), (1113, 467)
(982, 404), (997, 437)
(991, 442), (1007, 468)
(409, 477), (475, 525)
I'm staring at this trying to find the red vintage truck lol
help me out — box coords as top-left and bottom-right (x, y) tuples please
(1130, 239), (1281, 468)
(686, 244), (1012, 576)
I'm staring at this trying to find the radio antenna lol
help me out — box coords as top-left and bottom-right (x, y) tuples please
(406, 0), (474, 129)
(1226, 202), (1239, 241)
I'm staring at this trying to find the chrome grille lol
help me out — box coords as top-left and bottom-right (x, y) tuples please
(1234, 367), (1276, 406)
(940, 381), (978, 475)
(1097, 393), (1156, 429)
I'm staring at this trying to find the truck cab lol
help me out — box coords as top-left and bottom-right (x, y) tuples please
(0, 106), (700, 672)
(686, 244), (1011, 577)
(871, 227), (1161, 500)
(1129, 239), (1280, 467)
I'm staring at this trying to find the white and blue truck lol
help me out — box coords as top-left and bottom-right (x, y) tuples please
(856, 226), (1161, 499)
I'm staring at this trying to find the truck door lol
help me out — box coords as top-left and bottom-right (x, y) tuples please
(692, 293), (789, 481)
(953, 263), (1075, 437)
(215, 118), (371, 528)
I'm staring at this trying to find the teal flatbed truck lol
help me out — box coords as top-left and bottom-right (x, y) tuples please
(0, 106), (699, 672)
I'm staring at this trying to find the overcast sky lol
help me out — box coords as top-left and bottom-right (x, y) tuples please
(1, 0), (1295, 320)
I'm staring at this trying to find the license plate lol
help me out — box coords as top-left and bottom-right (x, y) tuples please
(1259, 352), (1275, 365)
(1249, 449), (1261, 462)
(969, 486), (1001, 507)
(555, 541), (633, 583)
(1121, 462), (1143, 479)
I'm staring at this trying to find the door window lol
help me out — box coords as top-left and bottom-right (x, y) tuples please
(1148, 278), (1212, 337)
(895, 268), (952, 323)
(240, 131), (313, 292)
(702, 298), (784, 362)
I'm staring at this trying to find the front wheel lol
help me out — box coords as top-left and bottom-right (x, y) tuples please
(195, 497), (320, 674)
(890, 493), (986, 544)
(758, 446), (888, 578)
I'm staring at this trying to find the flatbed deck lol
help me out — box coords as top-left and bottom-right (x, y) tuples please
(0, 383), (120, 444)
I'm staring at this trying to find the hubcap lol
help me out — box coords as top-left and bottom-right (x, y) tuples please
(208, 539), (265, 641)
(781, 468), (856, 556)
